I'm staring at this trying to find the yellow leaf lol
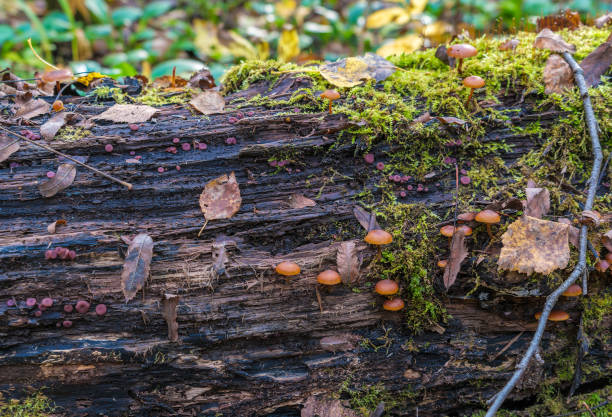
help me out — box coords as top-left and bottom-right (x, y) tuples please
(227, 31), (259, 60)
(194, 19), (223, 57)
(275, 0), (297, 20)
(75, 72), (106, 86)
(366, 7), (410, 29)
(277, 29), (300, 62)
(408, 0), (428, 15)
(376, 34), (423, 57)
(319, 53), (397, 88)
(257, 41), (270, 60)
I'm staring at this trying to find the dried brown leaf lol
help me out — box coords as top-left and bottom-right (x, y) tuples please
(47, 219), (66, 234)
(14, 93), (50, 120)
(40, 113), (68, 140)
(199, 172), (242, 223)
(152, 75), (187, 89)
(0, 136), (20, 163)
(189, 90), (225, 115)
(319, 53), (396, 88)
(594, 13), (612, 28)
(353, 206), (380, 231)
(320, 334), (361, 352)
(93, 104), (157, 124)
(558, 218), (580, 247)
(161, 293), (179, 342)
(498, 216), (570, 275)
(543, 54), (574, 94)
(336, 241), (360, 284)
(534, 29), (576, 53)
(38, 163), (77, 197)
(301, 396), (361, 417)
(443, 228), (468, 289)
(121, 233), (154, 302)
(436, 116), (467, 126)
(287, 193), (316, 209)
(435, 45), (455, 67)
(499, 38), (519, 51)
(524, 185), (550, 219)
(602, 230), (612, 252)
(188, 68), (216, 90)
(411, 111), (432, 125)
(581, 41), (612, 87)
(579, 210), (602, 227)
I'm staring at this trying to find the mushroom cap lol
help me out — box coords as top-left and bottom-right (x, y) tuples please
(317, 269), (341, 286)
(595, 260), (609, 273)
(440, 225), (455, 237)
(320, 89), (340, 100)
(463, 75), (485, 89)
(457, 225), (473, 236)
(562, 284), (582, 297)
(535, 310), (570, 321)
(275, 261), (301, 276)
(365, 229), (393, 245)
(41, 297), (53, 308)
(75, 300), (90, 314)
(458, 212), (476, 222)
(475, 210), (501, 224)
(375, 279), (399, 296)
(383, 297), (405, 311)
(437, 259), (448, 268)
(447, 44), (477, 59)
(41, 68), (73, 83)
(95, 304), (107, 316)
(63, 304), (73, 313)
(605, 253), (612, 264)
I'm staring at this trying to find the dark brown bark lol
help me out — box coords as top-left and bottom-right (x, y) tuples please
(0, 77), (609, 417)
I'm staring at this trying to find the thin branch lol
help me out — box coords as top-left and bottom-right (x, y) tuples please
(484, 52), (603, 417)
(0, 125), (133, 190)
(545, 400), (609, 417)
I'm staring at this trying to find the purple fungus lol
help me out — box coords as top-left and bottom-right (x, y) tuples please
(460, 175), (471, 185)
(104, 144), (113, 153)
(166, 146), (177, 153)
(376, 162), (385, 171)
(247, 111), (254, 117)
(68, 250), (76, 260)
(400, 191), (407, 197)
(6, 299), (15, 307)
(62, 320), (72, 328)
(277, 160), (286, 167)
(46, 171), (55, 178)
(443, 156), (452, 164)
(388, 175), (394, 181)
(130, 151), (136, 156)
(96, 304), (107, 316)
(269, 160), (278, 167)
(228, 117), (238, 124)
(41, 297), (53, 308)
(402, 175), (410, 182)
(225, 137), (237, 145)
(465, 161), (472, 167)
(26, 298), (37, 307)
(460, 169), (468, 175)
(64, 304), (73, 313)
(34, 310), (42, 317)
(175, 165), (181, 171)
(293, 107), (301, 113)
(157, 167), (165, 173)
(393, 175), (402, 183)
(129, 124), (139, 131)
(181, 143), (191, 151)
(364, 154), (375, 164)
(236, 112), (244, 119)
(9, 162), (20, 169)
(407, 185), (413, 190)
(455, 139), (463, 146)
(135, 155), (142, 160)
(45, 249), (53, 260)
(424, 187), (429, 191)
(172, 137), (180, 143)
(56, 322), (62, 327)
(75, 300), (90, 314)
(417, 185), (424, 192)
(198, 142), (207, 150)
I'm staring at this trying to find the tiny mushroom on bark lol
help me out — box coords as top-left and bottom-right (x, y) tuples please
(320, 89), (340, 114)
(437, 259), (448, 268)
(95, 304), (107, 316)
(457, 212), (476, 222)
(447, 44), (477, 74)
(41, 68), (73, 83)
(375, 279), (399, 296)
(41, 297), (53, 308)
(365, 229), (393, 259)
(475, 210), (501, 239)
(383, 297), (405, 311)
(562, 284), (582, 297)
(535, 310), (570, 322)
(463, 76), (485, 107)
(317, 270), (341, 292)
(275, 261), (301, 283)
(75, 300), (90, 314)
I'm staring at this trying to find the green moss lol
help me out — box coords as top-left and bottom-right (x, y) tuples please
(339, 378), (415, 416)
(0, 391), (54, 417)
(135, 87), (193, 106)
(56, 126), (91, 142)
(582, 288), (612, 330)
(92, 86), (127, 104)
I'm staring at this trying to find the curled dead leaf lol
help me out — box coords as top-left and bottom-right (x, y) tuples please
(93, 104), (157, 124)
(602, 230), (612, 252)
(188, 68), (216, 90)
(543, 54), (574, 94)
(436, 116), (467, 127)
(47, 219), (66, 234)
(579, 210), (601, 227)
(443, 228), (468, 290)
(40, 112), (84, 141)
(161, 293), (179, 342)
(580, 40), (612, 87)
(534, 29), (576, 53)
(498, 216), (570, 275)
(189, 90), (225, 115)
(0, 136), (20, 163)
(199, 172), (242, 232)
(39, 163), (77, 197)
(411, 111), (432, 125)
(353, 206), (380, 231)
(319, 53), (396, 88)
(14, 92), (50, 120)
(594, 13), (612, 28)
(558, 218), (580, 247)
(287, 193), (316, 209)
(336, 240), (360, 284)
(121, 233), (154, 302)
(524, 185), (550, 219)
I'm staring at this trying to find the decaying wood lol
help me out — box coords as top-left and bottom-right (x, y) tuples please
(0, 75), (609, 417)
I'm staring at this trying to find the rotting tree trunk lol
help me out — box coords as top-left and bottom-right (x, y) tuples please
(0, 75), (609, 417)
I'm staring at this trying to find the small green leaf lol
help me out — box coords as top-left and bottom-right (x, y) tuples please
(143, 1), (174, 20)
(42, 11), (71, 32)
(103, 52), (128, 67)
(126, 49), (149, 63)
(85, 0), (110, 22)
(85, 24), (112, 39)
(0, 25), (15, 45)
(151, 59), (205, 79)
(112, 7), (142, 26)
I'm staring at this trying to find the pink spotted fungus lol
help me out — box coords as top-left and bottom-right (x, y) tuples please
(130, 151), (136, 156)
(46, 171), (55, 178)
(68, 250), (76, 260)
(393, 175), (401, 183)
(6, 299), (15, 307)
(26, 298), (37, 307)
(198, 142), (207, 150)
(181, 143), (191, 151)
(269, 160), (278, 167)
(64, 304), (73, 313)
(228, 117), (238, 124)
(62, 320), (73, 328)
(166, 146), (177, 154)
(278, 160), (287, 167)
(56, 322), (61, 327)
(407, 185), (413, 190)
(41, 297), (53, 308)
(460, 176), (471, 185)
(460, 169), (468, 175)
(95, 304), (107, 316)
(172, 138), (180, 143)
(45, 249), (55, 260)
(75, 300), (90, 314)
(176, 165), (181, 171)
(157, 167), (165, 173)
(247, 111), (254, 117)
(129, 124), (139, 131)
(376, 162), (385, 171)
(364, 153), (375, 164)
(34, 310), (42, 317)
(104, 144), (113, 152)
(236, 112), (244, 119)
(402, 175), (410, 182)
(135, 155), (142, 160)
(225, 137), (237, 145)
(400, 191), (406, 197)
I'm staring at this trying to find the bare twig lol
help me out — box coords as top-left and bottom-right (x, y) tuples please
(489, 331), (524, 361)
(545, 401), (609, 417)
(485, 52), (603, 417)
(0, 125), (133, 190)
(567, 315), (589, 401)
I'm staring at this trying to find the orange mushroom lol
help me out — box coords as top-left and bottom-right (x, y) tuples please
(440, 225), (455, 244)
(562, 284), (582, 297)
(317, 270), (341, 286)
(275, 261), (301, 283)
(534, 310), (570, 321)
(447, 44), (477, 74)
(463, 76), (485, 108)
(52, 100), (64, 112)
(457, 212), (476, 222)
(41, 68), (73, 84)
(320, 89), (340, 114)
(475, 210), (501, 239)
(383, 297), (404, 311)
(375, 279), (399, 296)
(365, 229), (393, 259)
(437, 259), (448, 268)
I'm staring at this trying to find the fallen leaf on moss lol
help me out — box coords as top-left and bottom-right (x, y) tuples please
(498, 216), (570, 275)
(353, 206), (380, 231)
(436, 116), (467, 126)
(524, 183), (550, 219)
(443, 228), (468, 290)
(161, 293), (179, 342)
(579, 210), (602, 227)
(434, 45), (455, 67)
(47, 219), (66, 234)
(377, 34), (423, 57)
(602, 230), (612, 252)
(534, 29), (576, 53)
(188, 68), (216, 90)
(337, 241), (360, 285)
(319, 54), (396, 88)
(121, 233), (154, 302)
(287, 193), (316, 209)
(0, 136), (20, 163)
(581, 40), (612, 87)
(411, 112), (432, 125)
(594, 13), (612, 28)
(41, 112), (69, 140)
(190, 90), (225, 115)
(558, 218), (580, 247)
(14, 92), (50, 120)
(543, 54), (574, 94)
(93, 104), (157, 124)
(39, 163), (76, 197)
(199, 172), (242, 225)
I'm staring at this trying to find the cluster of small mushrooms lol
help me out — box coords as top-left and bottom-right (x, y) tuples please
(275, 228), (403, 312)
(446, 44), (485, 108)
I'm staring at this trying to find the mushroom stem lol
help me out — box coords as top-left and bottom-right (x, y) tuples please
(486, 224), (494, 239)
(327, 100), (332, 114)
(457, 58), (463, 74)
(375, 246), (382, 261)
(465, 88), (474, 107)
